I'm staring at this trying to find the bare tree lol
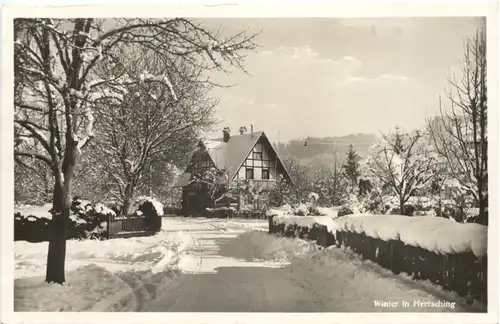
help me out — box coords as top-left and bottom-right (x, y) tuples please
(93, 48), (217, 216)
(427, 29), (487, 225)
(14, 18), (258, 283)
(363, 127), (439, 215)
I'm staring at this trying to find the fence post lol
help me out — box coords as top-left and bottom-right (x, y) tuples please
(325, 229), (335, 247)
(107, 213), (112, 239)
(268, 215), (274, 234)
(389, 240), (403, 275)
(480, 256), (488, 304)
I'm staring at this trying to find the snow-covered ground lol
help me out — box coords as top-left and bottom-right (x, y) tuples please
(14, 217), (486, 312)
(15, 226), (195, 278)
(14, 217), (272, 311)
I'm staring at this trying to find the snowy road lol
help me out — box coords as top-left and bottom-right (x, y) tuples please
(143, 218), (482, 312)
(14, 218), (485, 312)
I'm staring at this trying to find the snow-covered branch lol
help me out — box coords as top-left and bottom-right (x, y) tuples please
(15, 151), (52, 166)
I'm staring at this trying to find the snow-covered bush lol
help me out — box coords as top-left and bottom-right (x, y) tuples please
(94, 203), (116, 219)
(337, 206), (354, 217)
(105, 200), (122, 216)
(308, 192), (319, 202)
(266, 204), (294, 217)
(293, 204), (309, 216)
(341, 192), (381, 215)
(67, 198), (114, 240)
(134, 196), (164, 218)
(280, 204), (294, 215)
(70, 198), (94, 217)
(14, 199), (116, 242)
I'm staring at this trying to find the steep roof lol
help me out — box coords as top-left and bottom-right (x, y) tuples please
(210, 131), (264, 180)
(174, 131), (292, 187)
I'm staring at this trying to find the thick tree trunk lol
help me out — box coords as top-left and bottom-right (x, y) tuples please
(121, 182), (135, 216)
(400, 198), (405, 216)
(45, 137), (77, 284)
(45, 178), (71, 283)
(477, 193), (488, 225)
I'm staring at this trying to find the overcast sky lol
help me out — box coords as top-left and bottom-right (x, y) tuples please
(200, 17), (485, 143)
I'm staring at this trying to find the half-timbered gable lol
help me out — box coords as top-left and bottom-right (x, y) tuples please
(235, 136), (279, 181)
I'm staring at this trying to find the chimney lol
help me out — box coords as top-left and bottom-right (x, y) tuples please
(222, 127), (231, 142)
(239, 126), (247, 135)
(250, 124), (254, 138)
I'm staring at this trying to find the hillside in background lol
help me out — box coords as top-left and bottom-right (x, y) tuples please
(274, 133), (378, 165)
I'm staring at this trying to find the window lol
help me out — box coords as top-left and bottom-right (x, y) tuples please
(245, 168), (254, 180)
(262, 169), (270, 180)
(253, 152), (262, 160)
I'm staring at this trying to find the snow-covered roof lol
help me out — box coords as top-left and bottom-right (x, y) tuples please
(176, 131), (292, 186)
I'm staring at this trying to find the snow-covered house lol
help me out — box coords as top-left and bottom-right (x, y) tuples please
(174, 127), (292, 215)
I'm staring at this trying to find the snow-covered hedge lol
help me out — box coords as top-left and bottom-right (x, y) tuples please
(271, 213), (487, 257)
(14, 203), (53, 220)
(335, 214), (487, 257)
(14, 198), (115, 242)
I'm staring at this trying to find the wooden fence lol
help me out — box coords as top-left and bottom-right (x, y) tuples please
(107, 215), (162, 239)
(268, 216), (487, 305)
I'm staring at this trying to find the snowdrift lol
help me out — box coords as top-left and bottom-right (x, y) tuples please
(218, 231), (316, 263)
(15, 229), (195, 278)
